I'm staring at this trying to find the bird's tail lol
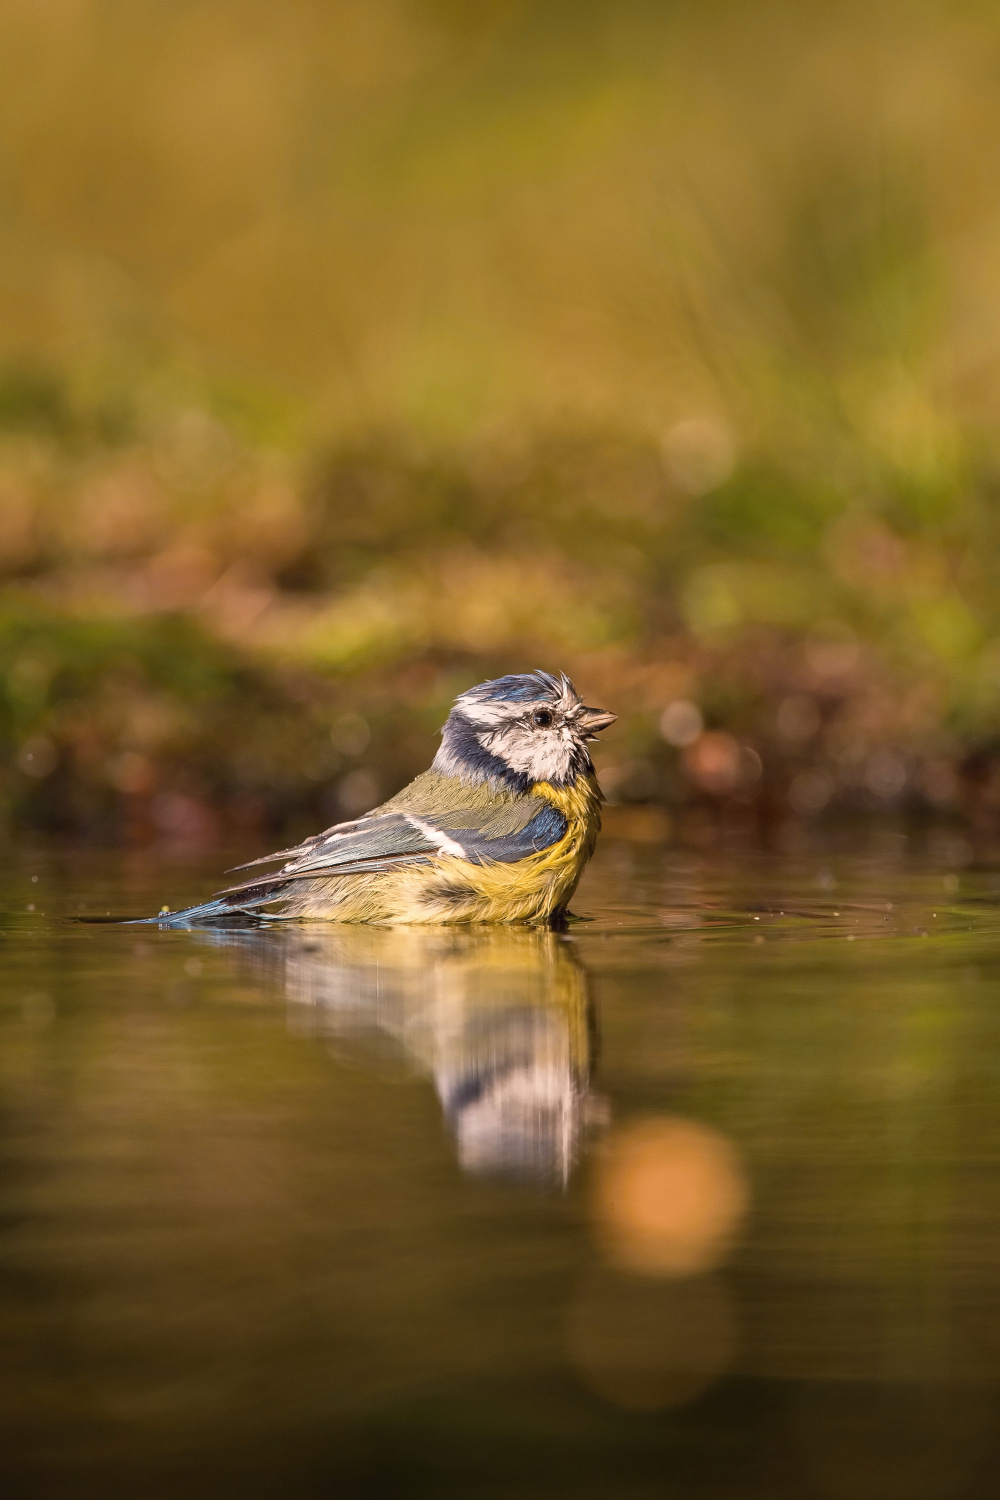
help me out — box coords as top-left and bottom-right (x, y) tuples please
(127, 877), (293, 927)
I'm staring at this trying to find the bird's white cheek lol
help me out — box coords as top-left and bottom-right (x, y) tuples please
(489, 730), (573, 782)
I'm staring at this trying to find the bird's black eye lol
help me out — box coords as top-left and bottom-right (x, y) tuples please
(532, 708), (554, 728)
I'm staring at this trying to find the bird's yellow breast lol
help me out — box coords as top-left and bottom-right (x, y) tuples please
(532, 773), (604, 850)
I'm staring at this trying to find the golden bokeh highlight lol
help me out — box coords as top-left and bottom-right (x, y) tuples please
(591, 1115), (749, 1278)
(567, 1269), (737, 1412)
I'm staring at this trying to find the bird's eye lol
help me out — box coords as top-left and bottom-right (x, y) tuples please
(532, 708), (554, 728)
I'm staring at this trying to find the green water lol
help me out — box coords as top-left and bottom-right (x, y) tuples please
(3, 833), (1000, 1499)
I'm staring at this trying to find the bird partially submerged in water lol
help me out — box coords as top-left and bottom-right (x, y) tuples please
(151, 670), (616, 926)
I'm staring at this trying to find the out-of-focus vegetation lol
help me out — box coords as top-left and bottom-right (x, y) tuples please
(5, 0), (1000, 840)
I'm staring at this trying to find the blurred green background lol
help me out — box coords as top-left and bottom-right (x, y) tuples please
(4, 0), (1000, 842)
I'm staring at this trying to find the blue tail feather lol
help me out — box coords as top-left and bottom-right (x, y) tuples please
(126, 897), (276, 928)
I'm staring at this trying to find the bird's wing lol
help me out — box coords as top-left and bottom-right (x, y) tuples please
(224, 773), (568, 890)
(285, 812), (442, 872)
(444, 801), (568, 863)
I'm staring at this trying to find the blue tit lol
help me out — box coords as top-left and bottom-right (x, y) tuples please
(152, 670), (616, 926)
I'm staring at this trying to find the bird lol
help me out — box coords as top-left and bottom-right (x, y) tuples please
(148, 670), (616, 927)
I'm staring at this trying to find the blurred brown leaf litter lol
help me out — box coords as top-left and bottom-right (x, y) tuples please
(4, 0), (1000, 841)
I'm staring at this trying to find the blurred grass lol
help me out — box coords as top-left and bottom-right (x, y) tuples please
(4, 0), (1000, 838)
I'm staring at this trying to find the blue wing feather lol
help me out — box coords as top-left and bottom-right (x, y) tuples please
(453, 804), (567, 864)
(287, 812), (438, 872)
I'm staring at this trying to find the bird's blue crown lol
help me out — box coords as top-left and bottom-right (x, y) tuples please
(462, 670), (565, 705)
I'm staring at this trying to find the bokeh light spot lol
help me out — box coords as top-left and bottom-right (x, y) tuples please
(592, 1115), (749, 1277)
(568, 1267), (737, 1411)
(660, 699), (703, 747)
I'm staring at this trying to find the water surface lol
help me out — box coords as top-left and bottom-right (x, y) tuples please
(3, 834), (1000, 1499)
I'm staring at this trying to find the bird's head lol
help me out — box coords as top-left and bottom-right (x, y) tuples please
(433, 670), (616, 790)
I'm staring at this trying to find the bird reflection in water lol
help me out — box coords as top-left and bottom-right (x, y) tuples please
(254, 925), (600, 1185)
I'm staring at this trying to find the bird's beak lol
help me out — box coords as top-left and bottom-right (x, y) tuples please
(579, 706), (617, 740)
